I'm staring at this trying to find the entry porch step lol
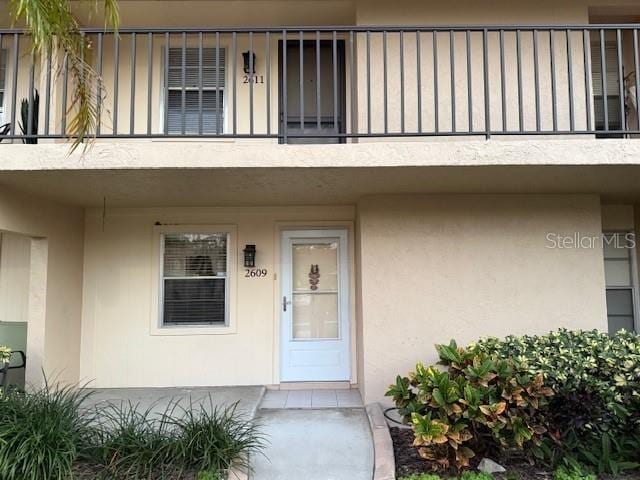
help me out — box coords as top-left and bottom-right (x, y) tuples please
(259, 388), (363, 409)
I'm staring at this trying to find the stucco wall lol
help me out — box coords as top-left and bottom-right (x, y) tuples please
(0, 187), (84, 386)
(356, 194), (607, 404)
(80, 206), (356, 388)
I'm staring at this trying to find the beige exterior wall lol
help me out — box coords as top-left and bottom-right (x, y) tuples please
(0, 232), (31, 324)
(0, 187), (84, 386)
(356, 194), (608, 404)
(80, 206), (356, 388)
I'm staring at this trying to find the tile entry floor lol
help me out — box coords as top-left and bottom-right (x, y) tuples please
(259, 388), (363, 409)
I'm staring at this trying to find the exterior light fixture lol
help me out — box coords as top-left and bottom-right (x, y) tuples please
(243, 244), (256, 268)
(242, 51), (256, 74)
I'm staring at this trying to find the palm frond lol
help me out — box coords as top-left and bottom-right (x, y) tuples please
(9, 0), (120, 152)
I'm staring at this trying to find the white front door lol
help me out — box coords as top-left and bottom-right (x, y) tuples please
(280, 229), (350, 382)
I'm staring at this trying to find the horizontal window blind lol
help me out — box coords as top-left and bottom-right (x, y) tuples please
(166, 47), (226, 134)
(167, 90), (224, 134)
(162, 233), (228, 326)
(168, 48), (226, 89)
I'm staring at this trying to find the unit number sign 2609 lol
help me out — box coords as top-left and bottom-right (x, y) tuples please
(245, 269), (268, 278)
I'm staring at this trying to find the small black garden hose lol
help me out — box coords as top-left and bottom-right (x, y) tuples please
(383, 406), (405, 425)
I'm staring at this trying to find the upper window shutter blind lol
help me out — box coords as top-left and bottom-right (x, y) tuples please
(591, 42), (622, 129)
(166, 47), (226, 134)
(167, 48), (226, 89)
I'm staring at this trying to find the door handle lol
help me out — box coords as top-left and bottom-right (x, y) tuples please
(283, 296), (292, 312)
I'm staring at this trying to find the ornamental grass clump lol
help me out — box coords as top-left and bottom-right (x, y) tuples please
(171, 400), (265, 474)
(0, 380), (264, 480)
(387, 342), (553, 472)
(88, 402), (179, 478)
(0, 381), (96, 480)
(87, 398), (265, 479)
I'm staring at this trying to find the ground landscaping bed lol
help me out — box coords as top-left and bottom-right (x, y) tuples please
(391, 426), (546, 480)
(386, 330), (640, 480)
(391, 426), (640, 480)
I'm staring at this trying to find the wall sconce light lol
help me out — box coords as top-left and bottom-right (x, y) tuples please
(243, 244), (256, 268)
(242, 51), (256, 74)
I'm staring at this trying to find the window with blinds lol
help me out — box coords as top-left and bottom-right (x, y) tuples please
(161, 233), (228, 326)
(603, 232), (637, 334)
(166, 47), (226, 134)
(591, 42), (623, 131)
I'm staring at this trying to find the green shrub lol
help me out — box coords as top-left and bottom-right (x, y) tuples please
(399, 474), (442, 480)
(196, 470), (225, 480)
(471, 329), (640, 474)
(0, 381), (96, 480)
(459, 473), (494, 480)
(387, 342), (553, 471)
(553, 465), (596, 480)
(399, 472), (494, 480)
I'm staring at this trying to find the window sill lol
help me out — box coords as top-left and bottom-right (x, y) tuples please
(150, 323), (236, 336)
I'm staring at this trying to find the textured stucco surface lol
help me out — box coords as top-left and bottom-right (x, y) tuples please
(3, 139), (640, 171)
(80, 206), (356, 388)
(357, 194), (608, 404)
(0, 187), (85, 386)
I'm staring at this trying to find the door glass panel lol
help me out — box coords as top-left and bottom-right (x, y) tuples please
(292, 242), (338, 291)
(291, 241), (339, 339)
(292, 293), (339, 339)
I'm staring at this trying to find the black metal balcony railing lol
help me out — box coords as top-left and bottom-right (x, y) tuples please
(1, 24), (640, 143)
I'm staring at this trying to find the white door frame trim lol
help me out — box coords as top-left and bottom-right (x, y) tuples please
(279, 228), (351, 382)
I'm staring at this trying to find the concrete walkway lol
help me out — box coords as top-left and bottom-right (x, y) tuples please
(83, 386), (265, 418)
(251, 407), (374, 480)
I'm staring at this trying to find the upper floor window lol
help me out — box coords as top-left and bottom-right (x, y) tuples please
(166, 47), (226, 134)
(603, 232), (637, 334)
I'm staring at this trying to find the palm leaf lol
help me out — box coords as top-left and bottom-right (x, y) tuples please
(10, 0), (120, 152)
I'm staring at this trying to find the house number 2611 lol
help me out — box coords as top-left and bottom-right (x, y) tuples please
(243, 75), (264, 84)
(245, 268), (268, 277)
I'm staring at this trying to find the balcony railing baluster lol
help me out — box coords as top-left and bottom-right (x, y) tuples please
(567, 30), (575, 132)
(0, 25), (638, 142)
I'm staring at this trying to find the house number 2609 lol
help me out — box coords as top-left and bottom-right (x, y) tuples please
(245, 269), (268, 277)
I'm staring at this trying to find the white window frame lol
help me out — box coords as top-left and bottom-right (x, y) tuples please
(160, 44), (229, 135)
(603, 230), (639, 333)
(150, 224), (237, 336)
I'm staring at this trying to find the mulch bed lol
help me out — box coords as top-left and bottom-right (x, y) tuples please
(389, 426), (640, 480)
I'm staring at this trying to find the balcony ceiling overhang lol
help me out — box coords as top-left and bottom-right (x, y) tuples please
(1, 140), (640, 207)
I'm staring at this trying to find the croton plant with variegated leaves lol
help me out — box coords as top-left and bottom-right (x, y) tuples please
(472, 329), (640, 475)
(387, 341), (553, 472)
